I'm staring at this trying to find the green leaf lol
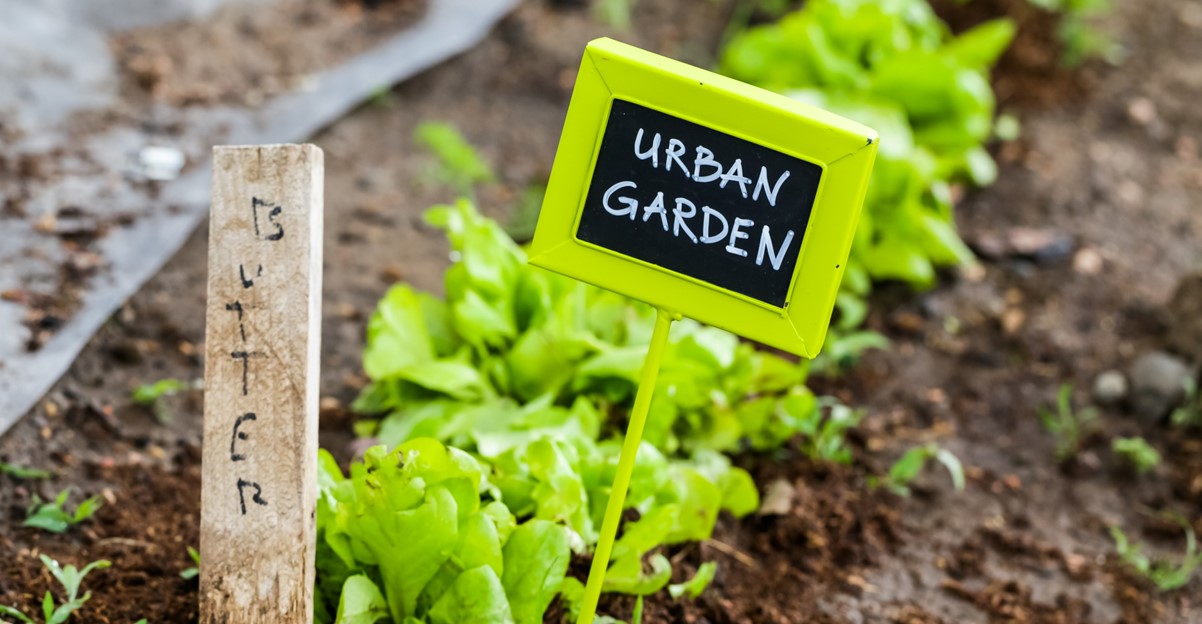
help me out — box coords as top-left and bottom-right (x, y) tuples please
(916, 212), (975, 267)
(664, 469), (722, 544)
(1112, 437), (1161, 475)
(603, 552), (672, 595)
(935, 449), (967, 492)
(426, 566), (514, 624)
(963, 146), (998, 187)
(0, 463), (52, 480)
(887, 446), (930, 489)
(335, 575), (389, 624)
(668, 561), (718, 600)
(72, 496), (102, 524)
(501, 520), (571, 624)
(24, 495), (72, 534)
(181, 546), (200, 580)
(414, 122), (494, 195)
(610, 506), (676, 565)
(131, 378), (191, 406)
(556, 577), (586, 621)
(859, 233), (936, 287)
(576, 347), (647, 387)
(459, 511), (506, 580)
(48, 596), (89, 624)
(364, 285), (437, 380)
(452, 290), (517, 351)
(396, 361), (490, 401)
(944, 19), (1017, 69)
(717, 467), (759, 518)
(0, 605), (35, 624)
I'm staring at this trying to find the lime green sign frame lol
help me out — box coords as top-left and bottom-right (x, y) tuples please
(530, 37), (878, 359)
(531, 38), (878, 623)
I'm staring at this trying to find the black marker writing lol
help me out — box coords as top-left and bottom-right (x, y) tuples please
(225, 301), (246, 342)
(231, 412), (256, 461)
(251, 197), (284, 241)
(239, 264), (262, 289)
(266, 205), (283, 241)
(236, 479), (268, 515)
(230, 351), (262, 396)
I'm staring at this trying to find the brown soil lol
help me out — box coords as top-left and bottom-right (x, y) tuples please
(1, 462), (201, 623)
(113, 0), (427, 107)
(3, 0), (1202, 622)
(1, 0), (427, 357)
(930, 0), (1100, 108)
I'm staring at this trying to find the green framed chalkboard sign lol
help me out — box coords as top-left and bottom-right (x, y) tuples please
(530, 38), (878, 358)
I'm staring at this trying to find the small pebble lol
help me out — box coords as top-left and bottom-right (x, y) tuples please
(758, 478), (795, 516)
(1073, 248), (1104, 275)
(1127, 98), (1157, 126)
(1129, 351), (1193, 422)
(1001, 308), (1025, 334)
(1093, 370), (1128, 405)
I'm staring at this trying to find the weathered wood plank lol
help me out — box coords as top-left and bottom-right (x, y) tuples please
(200, 144), (323, 623)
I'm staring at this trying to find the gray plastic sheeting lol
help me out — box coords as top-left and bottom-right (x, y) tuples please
(0, 0), (520, 433)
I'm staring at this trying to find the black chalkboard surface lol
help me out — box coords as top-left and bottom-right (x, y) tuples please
(576, 99), (823, 308)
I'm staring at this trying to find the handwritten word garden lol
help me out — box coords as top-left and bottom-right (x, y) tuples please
(576, 99), (824, 307)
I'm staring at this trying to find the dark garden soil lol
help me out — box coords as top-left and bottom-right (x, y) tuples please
(3, 0), (1202, 622)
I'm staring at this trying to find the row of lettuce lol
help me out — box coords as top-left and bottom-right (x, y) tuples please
(314, 0), (1020, 622)
(316, 201), (827, 622)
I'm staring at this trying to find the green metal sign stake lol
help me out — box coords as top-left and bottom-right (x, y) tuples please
(532, 38), (877, 623)
(576, 308), (677, 624)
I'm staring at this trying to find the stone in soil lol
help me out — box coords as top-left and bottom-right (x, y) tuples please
(1128, 351), (1194, 422)
(1093, 369), (1128, 405)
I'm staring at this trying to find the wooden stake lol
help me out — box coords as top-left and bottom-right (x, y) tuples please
(200, 144), (323, 623)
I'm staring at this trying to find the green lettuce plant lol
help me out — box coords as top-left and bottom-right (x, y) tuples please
(314, 437), (729, 623)
(316, 439), (571, 623)
(354, 199), (825, 458)
(720, 0), (1014, 315)
(336, 201), (877, 618)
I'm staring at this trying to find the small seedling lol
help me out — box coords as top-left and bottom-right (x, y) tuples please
(0, 556), (109, 624)
(872, 443), (966, 497)
(800, 399), (865, 465)
(23, 489), (103, 534)
(1111, 514), (1202, 592)
(811, 330), (890, 376)
(131, 378), (195, 423)
(413, 121), (494, 196)
(668, 562), (717, 600)
(181, 546), (201, 580)
(1040, 384), (1098, 461)
(1112, 437), (1161, 475)
(1026, 0), (1124, 66)
(0, 463), (52, 480)
(594, 0), (635, 30)
(1170, 379), (1201, 428)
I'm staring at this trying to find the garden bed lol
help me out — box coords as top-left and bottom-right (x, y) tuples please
(2, 0), (1201, 622)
